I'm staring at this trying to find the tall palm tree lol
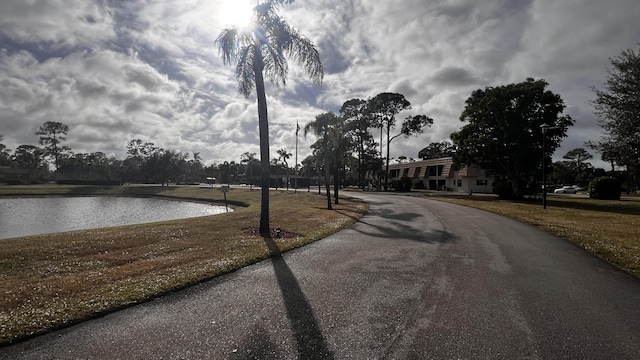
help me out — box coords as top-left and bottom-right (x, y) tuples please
(329, 119), (351, 204)
(304, 112), (339, 210)
(217, 0), (323, 234)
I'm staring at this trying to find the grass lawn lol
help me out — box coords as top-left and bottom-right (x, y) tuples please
(430, 193), (640, 278)
(0, 185), (367, 345)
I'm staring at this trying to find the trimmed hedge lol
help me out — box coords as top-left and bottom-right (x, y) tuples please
(588, 176), (621, 200)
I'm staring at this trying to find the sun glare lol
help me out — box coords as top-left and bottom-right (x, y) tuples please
(220, 0), (255, 28)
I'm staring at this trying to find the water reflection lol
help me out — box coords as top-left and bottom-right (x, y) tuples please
(0, 197), (229, 239)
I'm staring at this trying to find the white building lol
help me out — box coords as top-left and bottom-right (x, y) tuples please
(387, 157), (494, 193)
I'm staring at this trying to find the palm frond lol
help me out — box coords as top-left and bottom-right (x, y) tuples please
(235, 45), (256, 97)
(262, 41), (289, 87)
(256, 0), (283, 18)
(282, 28), (323, 84)
(216, 0), (322, 97)
(264, 13), (323, 85)
(215, 28), (239, 65)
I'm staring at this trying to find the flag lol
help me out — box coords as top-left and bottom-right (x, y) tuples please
(296, 120), (300, 136)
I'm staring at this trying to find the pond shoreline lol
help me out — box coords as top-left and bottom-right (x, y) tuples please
(0, 195), (232, 240)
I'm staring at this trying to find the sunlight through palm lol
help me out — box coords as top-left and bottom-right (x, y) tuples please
(219, 0), (254, 28)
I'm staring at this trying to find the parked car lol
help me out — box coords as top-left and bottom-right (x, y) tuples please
(554, 185), (582, 194)
(541, 184), (560, 193)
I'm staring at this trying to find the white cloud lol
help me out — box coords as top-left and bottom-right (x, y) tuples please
(1, 0), (639, 169)
(0, 0), (115, 48)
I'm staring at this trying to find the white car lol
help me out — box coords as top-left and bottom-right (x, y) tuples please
(554, 185), (581, 194)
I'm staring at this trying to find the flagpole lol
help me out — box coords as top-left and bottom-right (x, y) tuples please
(295, 120), (299, 193)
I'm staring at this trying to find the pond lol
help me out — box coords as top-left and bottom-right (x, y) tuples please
(0, 196), (230, 240)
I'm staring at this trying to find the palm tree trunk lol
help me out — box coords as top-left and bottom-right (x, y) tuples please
(379, 127), (383, 191)
(317, 163), (321, 195)
(334, 150), (340, 204)
(285, 160), (289, 191)
(384, 124), (391, 191)
(325, 162), (332, 210)
(254, 45), (270, 235)
(358, 133), (364, 188)
(322, 129), (333, 209)
(334, 164), (339, 204)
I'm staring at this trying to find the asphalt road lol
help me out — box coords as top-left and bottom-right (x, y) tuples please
(2, 192), (640, 359)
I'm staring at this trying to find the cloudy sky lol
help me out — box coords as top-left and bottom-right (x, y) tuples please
(1, 0), (638, 168)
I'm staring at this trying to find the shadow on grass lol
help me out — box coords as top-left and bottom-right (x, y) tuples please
(261, 235), (334, 359)
(545, 198), (640, 216)
(332, 209), (365, 223)
(437, 194), (640, 216)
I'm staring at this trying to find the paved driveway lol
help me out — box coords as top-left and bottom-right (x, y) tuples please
(2, 192), (640, 359)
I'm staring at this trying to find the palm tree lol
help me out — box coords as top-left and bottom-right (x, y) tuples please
(217, 0), (323, 234)
(240, 152), (258, 190)
(277, 148), (292, 190)
(327, 117), (351, 204)
(304, 112), (340, 210)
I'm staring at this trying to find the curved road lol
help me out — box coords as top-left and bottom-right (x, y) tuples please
(2, 193), (640, 359)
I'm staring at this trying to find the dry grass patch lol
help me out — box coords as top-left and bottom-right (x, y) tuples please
(432, 195), (640, 277)
(0, 185), (367, 345)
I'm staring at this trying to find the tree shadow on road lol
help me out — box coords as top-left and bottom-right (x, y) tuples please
(352, 217), (458, 244)
(367, 207), (422, 221)
(260, 235), (334, 359)
(238, 325), (286, 359)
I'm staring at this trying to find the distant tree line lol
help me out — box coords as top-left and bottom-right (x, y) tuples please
(1, 123), (249, 186)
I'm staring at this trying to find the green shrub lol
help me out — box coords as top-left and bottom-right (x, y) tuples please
(492, 177), (515, 199)
(588, 176), (621, 200)
(392, 177), (413, 192)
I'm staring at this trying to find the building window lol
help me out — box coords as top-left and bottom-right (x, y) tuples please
(414, 167), (421, 178)
(428, 165), (444, 177)
(457, 179), (462, 187)
(390, 169), (399, 178)
(476, 179), (488, 186)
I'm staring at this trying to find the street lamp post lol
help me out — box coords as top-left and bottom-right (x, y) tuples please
(541, 124), (549, 209)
